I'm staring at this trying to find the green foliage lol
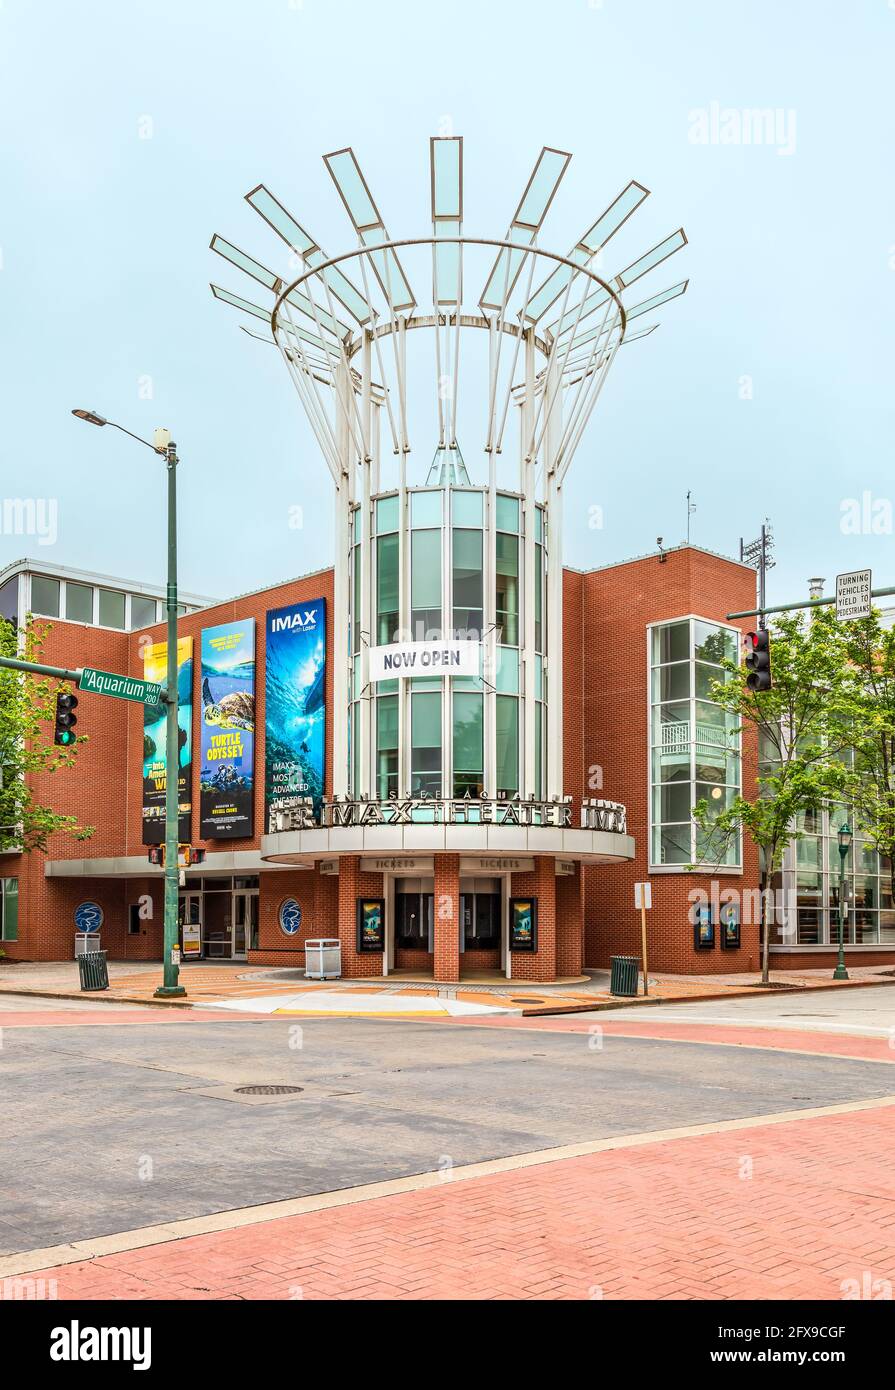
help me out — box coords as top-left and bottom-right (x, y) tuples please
(693, 609), (854, 981)
(837, 612), (895, 896)
(0, 617), (95, 853)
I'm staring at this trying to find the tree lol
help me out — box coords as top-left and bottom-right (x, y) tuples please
(693, 609), (853, 983)
(838, 610), (895, 904)
(0, 616), (95, 853)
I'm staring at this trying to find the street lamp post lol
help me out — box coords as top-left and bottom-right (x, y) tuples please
(72, 409), (186, 997)
(834, 822), (852, 982)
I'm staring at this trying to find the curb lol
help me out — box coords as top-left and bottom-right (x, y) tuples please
(1, 974), (893, 1017)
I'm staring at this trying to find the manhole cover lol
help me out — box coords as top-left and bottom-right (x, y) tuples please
(234, 1084), (304, 1096)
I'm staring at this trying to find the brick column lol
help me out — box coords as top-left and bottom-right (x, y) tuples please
(510, 855), (556, 982)
(555, 864), (584, 978)
(433, 853), (461, 983)
(337, 856), (384, 978)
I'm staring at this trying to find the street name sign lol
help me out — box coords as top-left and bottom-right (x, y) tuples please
(835, 569), (872, 622)
(79, 667), (164, 705)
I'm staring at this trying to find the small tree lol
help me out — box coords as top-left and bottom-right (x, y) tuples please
(694, 609), (853, 983)
(839, 611), (895, 902)
(0, 616), (95, 853)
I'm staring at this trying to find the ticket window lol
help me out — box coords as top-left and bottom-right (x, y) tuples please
(395, 878), (434, 953)
(461, 877), (501, 953)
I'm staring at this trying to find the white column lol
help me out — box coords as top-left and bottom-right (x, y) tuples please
(521, 329), (537, 799)
(332, 363), (352, 798)
(545, 350), (564, 800)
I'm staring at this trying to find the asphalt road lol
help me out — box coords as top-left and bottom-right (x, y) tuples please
(3, 1003), (894, 1255)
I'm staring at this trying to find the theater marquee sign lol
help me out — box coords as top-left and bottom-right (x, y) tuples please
(269, 796), (627, 834)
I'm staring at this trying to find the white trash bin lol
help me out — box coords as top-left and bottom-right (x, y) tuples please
(304, 938), (341, 980)
(75, 933), (100, 958)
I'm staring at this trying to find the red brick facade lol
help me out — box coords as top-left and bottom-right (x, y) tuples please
(5, 546), (890, 978)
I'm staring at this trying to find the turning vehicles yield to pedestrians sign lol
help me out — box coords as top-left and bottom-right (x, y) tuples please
(835, 569), (872, 622)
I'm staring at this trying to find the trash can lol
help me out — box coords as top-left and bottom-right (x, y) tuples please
(77, 950), (109, 992)
(304, 938), (342, 980)
(609, 954), (640, 998)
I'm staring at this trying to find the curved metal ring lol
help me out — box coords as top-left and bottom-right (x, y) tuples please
(271, 235), (627, 346)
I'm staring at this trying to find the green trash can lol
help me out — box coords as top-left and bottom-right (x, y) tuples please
(609, 954), (640, 998)
(78, 950), (109, 992)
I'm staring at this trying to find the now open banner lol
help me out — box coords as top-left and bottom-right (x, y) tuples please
(369, 638), (481, 682)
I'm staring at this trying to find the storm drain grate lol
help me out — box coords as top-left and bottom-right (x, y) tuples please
(234, 1084), (304, 1096)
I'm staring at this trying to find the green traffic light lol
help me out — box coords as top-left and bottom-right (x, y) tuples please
(58, 730), (76, 746)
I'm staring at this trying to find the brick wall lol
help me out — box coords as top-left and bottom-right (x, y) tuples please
(577, 547), (763, 974)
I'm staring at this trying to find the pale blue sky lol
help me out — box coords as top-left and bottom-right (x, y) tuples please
(1, 0), (893, 609)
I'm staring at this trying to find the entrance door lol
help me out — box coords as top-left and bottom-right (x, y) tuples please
(232, 891), (258, 960)
(178, 893), (203, 959)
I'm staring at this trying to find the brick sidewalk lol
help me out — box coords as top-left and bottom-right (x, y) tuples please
(18, 1102), (895, 1301)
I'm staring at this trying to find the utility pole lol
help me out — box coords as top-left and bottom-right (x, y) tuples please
(740, 521), (775, 626)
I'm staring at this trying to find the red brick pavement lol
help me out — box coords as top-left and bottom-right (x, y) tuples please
(21, 1103), (895, 1301)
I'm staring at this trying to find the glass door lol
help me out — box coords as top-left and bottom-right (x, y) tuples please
(178, 893), (203, 959)
(232, 891), (259, 959)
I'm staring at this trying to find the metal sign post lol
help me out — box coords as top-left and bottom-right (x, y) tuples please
(634, 881), (652, 995)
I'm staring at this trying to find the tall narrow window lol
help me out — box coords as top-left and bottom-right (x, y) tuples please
(649, 618), (740, 868)
(411, 690), (442, 797)
(1, 878), (18, 942)
(411, 530), (441, 638)
(496, 695), (519, 798)
(377, 533), (399, 644)
(453, 691), (483, 797)
(452, 529), (483, 638)
(495, 533), (518, 646)
(377, 695), (399, 799)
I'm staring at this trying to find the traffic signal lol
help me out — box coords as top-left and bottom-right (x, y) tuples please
(744, 629), (771, 691)
(53, 691), (79, 746)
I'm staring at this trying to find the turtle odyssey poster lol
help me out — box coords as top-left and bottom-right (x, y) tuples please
(141, 636), (194, 845)
(199, 619), (256, 838)
(264, 599), (326, 831)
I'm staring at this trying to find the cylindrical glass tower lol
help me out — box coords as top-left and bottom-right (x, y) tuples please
(348, 483), (549, 805)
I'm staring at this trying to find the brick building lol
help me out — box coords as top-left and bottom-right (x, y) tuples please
(5, 542), (885, 980)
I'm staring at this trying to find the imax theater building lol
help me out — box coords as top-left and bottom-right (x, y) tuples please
(5, 141), (892, 978)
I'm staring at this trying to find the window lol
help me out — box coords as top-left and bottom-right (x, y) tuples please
(376, 533), (399, 644)
(98, 588), (126, 629)
(452, 528), (482, 637)
(496, 533), (519, 646)
(649, 617), (741, 868)
(411, 530), (441, 638)
(130, 594), (157, 629)
(411, 690), (442, 797)
(496, 694), (519, 798)
(1, 878), (18, 942)
(377, 694), (399, 798)
(0, 576), (18, 626)
(462, 888), (500, 949)
(128, 903), (142, 935)
(30, 575), (60, 617)
(65, 582), (93, 624)
(453, 691), (483, 797)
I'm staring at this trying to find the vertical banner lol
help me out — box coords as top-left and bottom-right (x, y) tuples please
(199, 619), (256, 838)
(264, 598), (326, 831)
(142, 636), (193, 845)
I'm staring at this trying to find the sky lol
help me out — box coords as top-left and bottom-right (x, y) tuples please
(1, 0), (893, 610)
